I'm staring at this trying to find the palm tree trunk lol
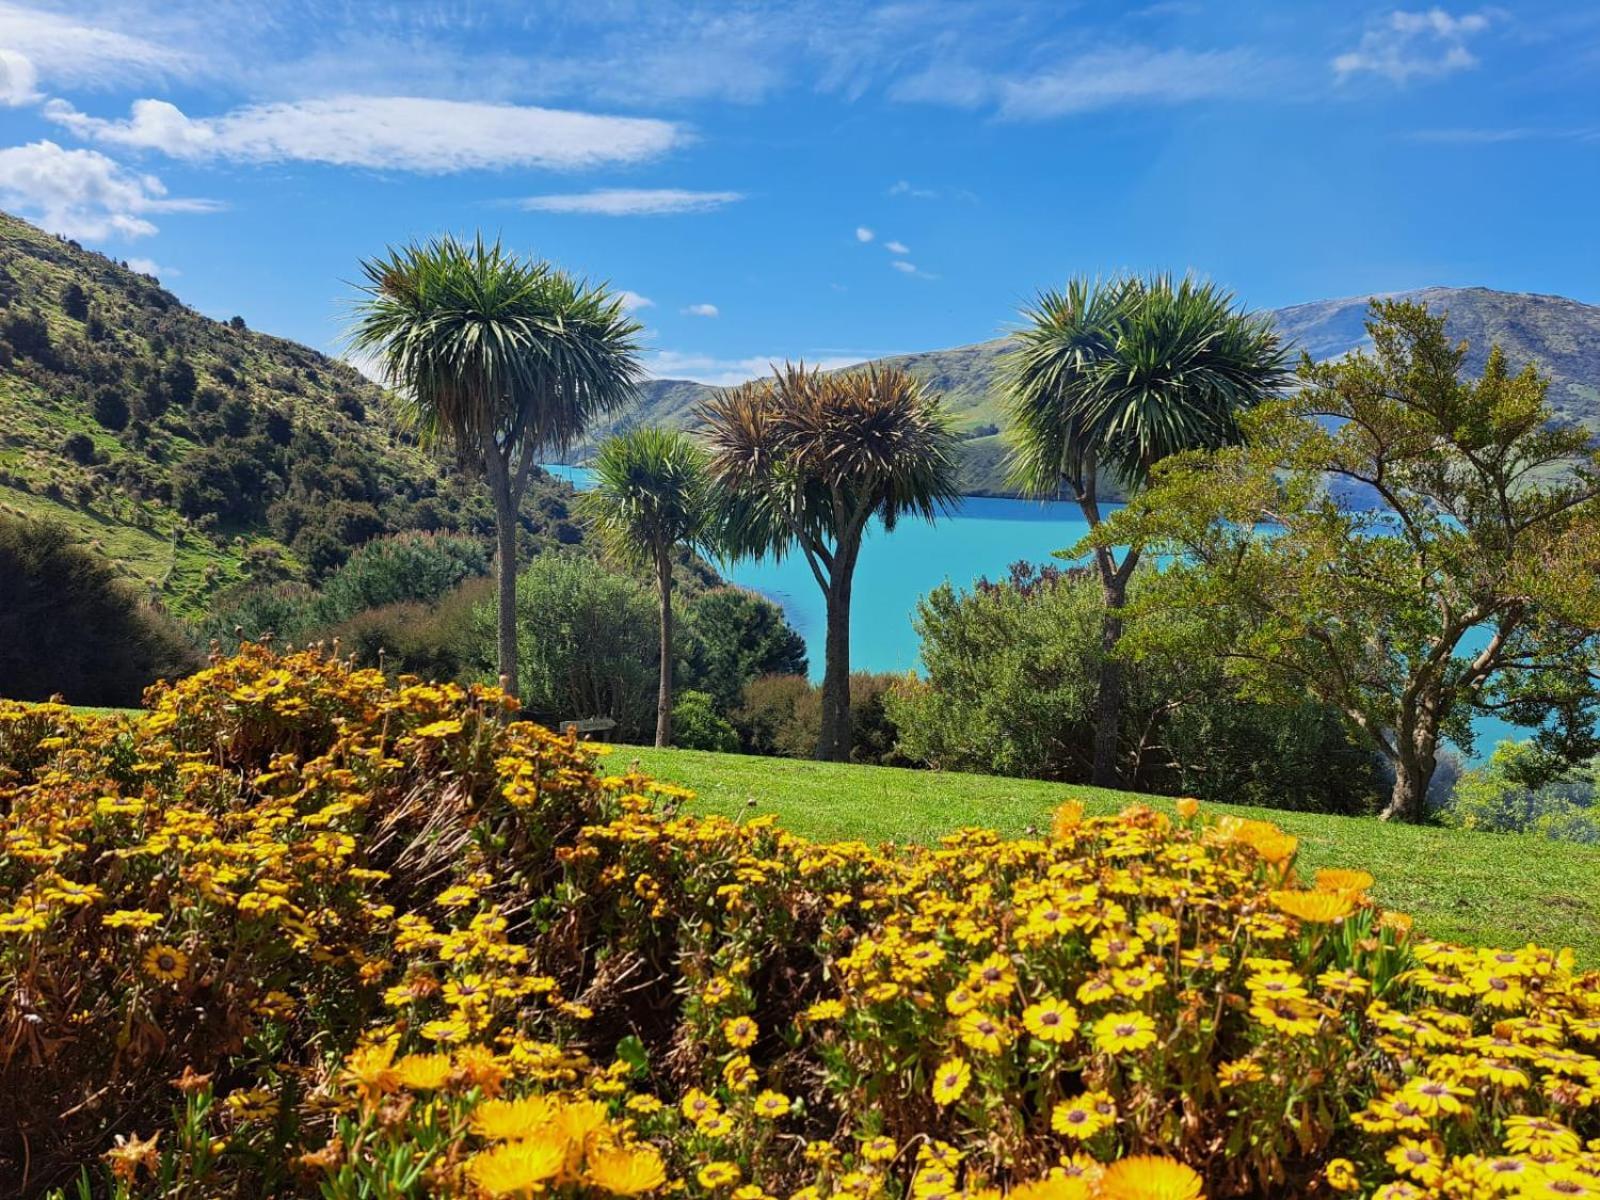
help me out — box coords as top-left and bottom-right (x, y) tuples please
(1092, 592), (1125, 789)
(655, 547), (673, 748)
(816, 540), (859, 762)
(485, 445), (519, 697)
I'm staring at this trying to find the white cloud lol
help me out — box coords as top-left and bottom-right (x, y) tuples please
(0, 49), (40, 106)
(647, 350), (864, 387)
(891, 260), (938, 280)
(0, 3), (194, 90)
(1333, 8), (1492, 83)
(517, 188), (743, 216)
(45, 95), (685, 173)
(888, 179), (939, 198)
(125, 256), (177, 278)
(683, 303), (719, 318)
(616, 290), (655, 312)
(0, 139), (220, 241)
(885, 239), (910, 254)
(855, 226), (875, 242)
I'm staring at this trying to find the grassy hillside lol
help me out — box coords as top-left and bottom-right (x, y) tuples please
(612, 744), (1600, 961)
(577, 286), (1600, 496)
(0, 210), (581, 619)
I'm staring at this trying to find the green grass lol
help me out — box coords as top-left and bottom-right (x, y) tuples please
(611, 745), (1600, 963)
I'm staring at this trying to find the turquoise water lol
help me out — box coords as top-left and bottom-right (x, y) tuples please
(546, 464), (1101, 674)
(545, 464), (1519, 760)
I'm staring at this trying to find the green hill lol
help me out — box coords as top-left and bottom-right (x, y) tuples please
(580, 286), (1600, 496)
(0, 210), (580, 619)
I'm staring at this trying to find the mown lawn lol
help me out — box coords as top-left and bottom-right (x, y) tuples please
(610, 744), (1600, 963)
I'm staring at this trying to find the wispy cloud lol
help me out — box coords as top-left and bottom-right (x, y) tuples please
(616, 290), (655, 312)
(683, 303), (719, 318)
(855, 226), (875, 242)
(890, 45), (1259, 119)
(0, 2), (196, 92)
(890, 260), (938, 280)
(1406, 125), (1599, 143)
(1333, 8), (1493, 83)
(45, 96), (685, 173)
(884, 239), (909, 254)
(999, 47), (1259, 118)
(517, 188), (742, 216)
(0, 139), (220, 240)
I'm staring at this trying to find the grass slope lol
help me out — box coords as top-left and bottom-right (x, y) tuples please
(578, 286), (1600, 496)
(0, 209), (580, 618)
(612, 745), (1600, 962)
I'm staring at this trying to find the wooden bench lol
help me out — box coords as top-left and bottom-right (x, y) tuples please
(559, 716), (618, 738)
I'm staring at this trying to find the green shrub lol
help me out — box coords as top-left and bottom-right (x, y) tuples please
(888, 563), (1382, 811)
(678, 587), (808, 712)
(204, 531), (490, 647)
(315, 531), (489, 621)
(475, 554), (659, 740)
(326, 576), (492, 684)
(732, 673), (816, 757)
(732, 671), (910, 763)
(1442, 740), (1600, 844)
(0, 514), (198, 706)
(670, 689), (740, 752)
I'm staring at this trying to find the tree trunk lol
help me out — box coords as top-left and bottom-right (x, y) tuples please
(1091, 574), (1127, 789)
(655, 547), (673, 748)
(816, 545), (858, 762)
(487, 459), (519, 698)
(1376, 704), (1440, 825)
(1382, 754), (1431, 823)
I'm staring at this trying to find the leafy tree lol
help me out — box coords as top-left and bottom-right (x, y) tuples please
(162, 358), (198, 408)
(0, 515), (198, 706)
(91, 387), (129, 431)
(702, 364), (961, 760)
(350, 235), (641, 693)
(577, 427), (713, 746)
(680, 587), (808, 713)
(1000, 275), (1289, 787)
(886, 563), (1379, 810)
(1094, 300), (1600, 821)
(1442, 740), (1600, 844)
(59, 282), (89, 321)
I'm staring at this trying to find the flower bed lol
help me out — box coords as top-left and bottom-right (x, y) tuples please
(0, 646), (1596, 1198)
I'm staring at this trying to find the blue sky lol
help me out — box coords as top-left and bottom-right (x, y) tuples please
(0, 1), (1596, 383)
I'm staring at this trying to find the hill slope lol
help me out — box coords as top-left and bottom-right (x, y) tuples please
(585, 286), (1600, 495)
(0, 210), (579, 618)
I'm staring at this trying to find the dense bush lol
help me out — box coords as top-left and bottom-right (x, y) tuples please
(1, 646), (1595, 1199)
(671, 688), (741, 752)
(203, 531), (492, 648)
(889, 564), (1382, 812)
(326, 576), (494, 684)
(679, 588), (809, 712)
(0, 514), (198, 706)
(484, 553), (660, 740)
(733, 671), (911, 763)
(1441, 740), (1600, 844)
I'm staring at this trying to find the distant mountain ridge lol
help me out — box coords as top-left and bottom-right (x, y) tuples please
(583, 286), (1600, 496)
